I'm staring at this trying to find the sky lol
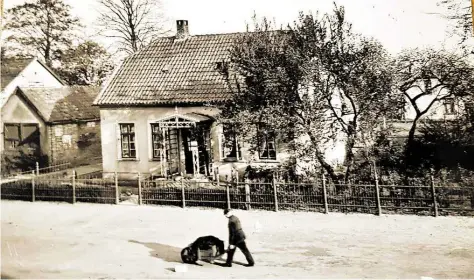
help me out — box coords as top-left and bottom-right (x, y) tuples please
(3, 0), (467, 55)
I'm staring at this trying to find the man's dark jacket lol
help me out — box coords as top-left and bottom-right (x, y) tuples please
(228, 215), (246, 245)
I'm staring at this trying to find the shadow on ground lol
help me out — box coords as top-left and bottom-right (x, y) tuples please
(129, 240), (182, 263)
(1, 273), (15, 279)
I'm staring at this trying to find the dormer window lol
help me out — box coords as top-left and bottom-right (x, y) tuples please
(215, 61), (228, 75)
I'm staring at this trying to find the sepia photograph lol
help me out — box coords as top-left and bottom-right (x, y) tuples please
(0, 0), (473, 278)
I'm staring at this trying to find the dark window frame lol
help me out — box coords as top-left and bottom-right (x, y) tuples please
(221, 123), (242, 161)
(120, 123), (136, 159)
(4, 123), (39, 151)
(444, 98), (456, 115)
(151, 124), (163, 160)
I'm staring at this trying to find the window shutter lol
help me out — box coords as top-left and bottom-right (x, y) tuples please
(218, 131), (223, 161)
(134, 123), (139, 160)
(116, 123), (122, 160)
(147, 123), (152, 161)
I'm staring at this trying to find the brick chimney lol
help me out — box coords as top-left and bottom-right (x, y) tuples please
(176, 20), (189, 39)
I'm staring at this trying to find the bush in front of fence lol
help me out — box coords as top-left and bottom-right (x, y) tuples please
(75, 184), (116, 204)
(35, 180), (72, 203)
(1, 179), (33, 201)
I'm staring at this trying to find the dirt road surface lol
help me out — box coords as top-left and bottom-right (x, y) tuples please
(1, 200), (474, 279)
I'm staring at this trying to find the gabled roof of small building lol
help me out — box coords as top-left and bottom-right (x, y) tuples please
(1, 57), (66, 91)
(16, 86), (101, 123)
(94, 32), (244, 106)
(1, 58), (32, 91)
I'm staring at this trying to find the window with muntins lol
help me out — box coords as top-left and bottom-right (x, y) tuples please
(258, 124), (277, 160)
(4, 124), (21, 150)
(120, 124), (136, 158)
(444, 99), (456, 115)
(3, 123), (39, 151)
(221, 124), (241, 160)
(151, 124), (164, 160)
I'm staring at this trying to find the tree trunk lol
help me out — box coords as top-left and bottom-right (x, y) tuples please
(44, 40), (52, 67)
(343, 123), (357, 182)
(406, 115), (420, 151)
(307, 133), (338, 181)
(343, 140), (356, 182)
(315, 150), (338, 182)
(403, 115), (421, 181)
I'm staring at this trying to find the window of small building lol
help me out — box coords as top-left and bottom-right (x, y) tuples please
(120, 123), (136, 158)
(444, 98), (456, 115)
(4, 124), (21, 150)
(3, 123), (39, 150)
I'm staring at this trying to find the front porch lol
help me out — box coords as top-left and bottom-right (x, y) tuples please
(152, 111), (213, 178)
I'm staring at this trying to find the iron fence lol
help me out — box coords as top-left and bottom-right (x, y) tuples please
(1, 171), (473, 217)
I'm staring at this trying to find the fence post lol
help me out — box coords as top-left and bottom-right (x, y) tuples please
(138, 172), (142, 205)
(244, 179), (251, 210)
(322, 173), (329, 214)
(216, 166), (220, 187)
(430, 172), (439, 217)
(272, 176), (279, 212)
(115, 172), (119, 205)
(226, 183), (231, 210)
(72, 170), (76, 204)
(181, 175), (186, 208)
(36, 162), (39, 176)
(374, 163), (382, 216)
(31, 170), (36, 202)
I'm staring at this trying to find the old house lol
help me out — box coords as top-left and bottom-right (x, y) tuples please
(94, 20), (346, 179)
(1, 86), (101, 169)
(388, 80), (473, 140)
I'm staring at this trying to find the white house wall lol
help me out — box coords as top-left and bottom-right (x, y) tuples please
(100, 106), (220, 177)
(402, 80), (456, 121)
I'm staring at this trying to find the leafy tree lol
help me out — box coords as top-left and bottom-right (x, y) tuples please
(57, 40), (114, 86)
(96, 0), (169, 54)
(223, 6), (398, 181)
(4, 0), (81, 67)
(394, 48), (474, 154)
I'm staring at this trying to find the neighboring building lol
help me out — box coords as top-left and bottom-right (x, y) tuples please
(1, 86), (101, 166)
(1, 57), (66, 107)
(94, 20), (346, 179)
(388, 80), (472, 139)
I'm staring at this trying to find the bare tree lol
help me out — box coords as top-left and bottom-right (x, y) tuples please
(96, 0), (169, 54)
(437, 0), (473, 43)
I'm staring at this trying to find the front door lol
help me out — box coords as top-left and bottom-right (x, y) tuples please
(181, 128), (195, 174)
(165, 128), (180, 175)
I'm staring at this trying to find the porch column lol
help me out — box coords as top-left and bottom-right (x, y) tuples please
(161, 127), (167, 177)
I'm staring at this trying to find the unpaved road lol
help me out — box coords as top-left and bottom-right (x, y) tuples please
(1, 200), (474, 279)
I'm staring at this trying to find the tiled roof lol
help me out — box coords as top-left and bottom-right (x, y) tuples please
(94, 33), (244, 106)
(17, 86), (101, 123)
(1, 58), (33, 91)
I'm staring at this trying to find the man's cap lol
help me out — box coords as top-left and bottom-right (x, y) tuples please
(223, 208), (232, 215)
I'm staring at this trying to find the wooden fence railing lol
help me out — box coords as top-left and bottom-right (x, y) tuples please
(1, 170), (473, 217)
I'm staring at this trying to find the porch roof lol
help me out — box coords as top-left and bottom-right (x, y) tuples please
(151, 112), (214, 127)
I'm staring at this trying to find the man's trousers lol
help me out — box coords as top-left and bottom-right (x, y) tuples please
(226, 241), (254, 266)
